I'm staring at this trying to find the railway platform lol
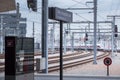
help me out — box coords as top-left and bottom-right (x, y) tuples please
(34, 52), (120, 80)
(0, 52), (120, 80)
(59, 52), (120, 76)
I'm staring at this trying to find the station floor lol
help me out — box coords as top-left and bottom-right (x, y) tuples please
(35, 52), (120, 80)
(49, 52), (120, 76)
(0, 51), (120, 80)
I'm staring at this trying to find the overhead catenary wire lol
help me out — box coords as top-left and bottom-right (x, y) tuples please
(72, 0), (90, 8)
(115, 0), (120, 14)
(74, 12), (92, 21)
(13, 0), (120, 40)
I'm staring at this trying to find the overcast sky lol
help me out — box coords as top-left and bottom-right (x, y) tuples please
(16, 0), (120, 20)
(12, 0), (120, 41)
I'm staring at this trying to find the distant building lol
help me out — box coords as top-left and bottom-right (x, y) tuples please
(0, 13), (27, 53)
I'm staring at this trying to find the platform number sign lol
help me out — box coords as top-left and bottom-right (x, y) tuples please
(6, 40), (14, 47)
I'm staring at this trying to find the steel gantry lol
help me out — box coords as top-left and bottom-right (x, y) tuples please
(107, 15), (120, 57)
(49, 20), (115, 64)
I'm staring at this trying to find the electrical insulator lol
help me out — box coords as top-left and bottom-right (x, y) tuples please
(114, 25), (118, 37)
(65, 30), (69, 34)
(27, 0), (37, 12)
(98, 37), (100, 41)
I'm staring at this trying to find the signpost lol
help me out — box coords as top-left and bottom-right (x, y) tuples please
(103, 57), (112, 76)
(49, 7), (72, 80)
(49, 7), (73, 22)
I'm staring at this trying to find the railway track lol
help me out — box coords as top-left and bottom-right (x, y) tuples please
(0, 51), (83, 72)
(48, 52), (92, 64)
(0, 51), (110, 73)
(48, 51), (110, 72)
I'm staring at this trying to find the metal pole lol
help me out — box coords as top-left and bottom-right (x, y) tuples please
(53, 24), (55, 53)
(85, 27), (87, 52)
(111, 17), (115, 57)
(64, 29), (66, 54)
(60, 21), (63, 80)
(66, 8), (93, 10)
(0, 16), (3, 54)
(16, 3), (20, 37)
(93, 0), (97, 64)
(98, 28), (100, 41)
(107, 66), (109, 76)
(88, 22), (90, 32)
(41, 0), (48, 73)
(33, 22), (35, 38)
(50, 28), (52, 52)
(48, 21), (112, 24)
(52, 25), (55, 54)
(51, 28), (55, 54)
(71, 33), (74, 52)
(104, 39), (105, 51)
